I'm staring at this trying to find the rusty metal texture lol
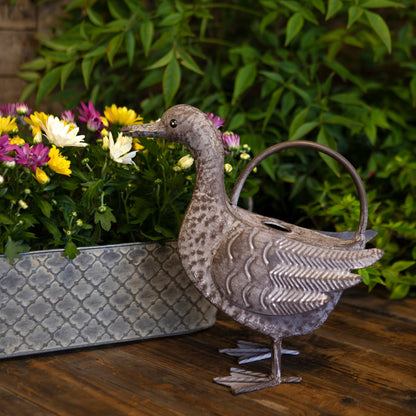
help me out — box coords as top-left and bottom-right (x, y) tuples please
(123, 104), (384, 394)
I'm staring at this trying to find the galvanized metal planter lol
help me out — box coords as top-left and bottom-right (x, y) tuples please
(0, 241), (217, 359)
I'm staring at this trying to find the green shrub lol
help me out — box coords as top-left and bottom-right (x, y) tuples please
(19, 0), (416, 298)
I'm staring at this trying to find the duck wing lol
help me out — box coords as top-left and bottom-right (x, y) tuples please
(211, 226), (383, 316)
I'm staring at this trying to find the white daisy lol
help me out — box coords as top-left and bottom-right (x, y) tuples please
(108, 132), (137, 165)
(177, 154), (194, 170)
(42, 116), (87, 147)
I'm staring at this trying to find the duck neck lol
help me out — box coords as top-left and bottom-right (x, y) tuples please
(190, 137), (229, 207)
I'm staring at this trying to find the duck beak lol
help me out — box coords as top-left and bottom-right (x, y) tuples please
(121, 120), (165, 138)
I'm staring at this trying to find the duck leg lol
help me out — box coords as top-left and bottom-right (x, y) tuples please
(220, 340), (299, 364)
(214, 338), (302, 394)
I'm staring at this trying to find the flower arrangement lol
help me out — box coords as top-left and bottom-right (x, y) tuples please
(0, 102), (256, 264)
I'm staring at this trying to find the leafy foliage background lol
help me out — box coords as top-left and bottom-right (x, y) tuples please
(19, 0), (416, 298)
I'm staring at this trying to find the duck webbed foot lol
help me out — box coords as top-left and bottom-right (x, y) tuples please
(214, 368), (302, 395)
(219, 340), (299, 364)
(215, 338), (301, 394)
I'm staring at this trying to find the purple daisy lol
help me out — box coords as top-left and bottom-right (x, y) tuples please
(77, 101), (104, 131)
(206, 112), (226, 129)
(15, 143), (50, 171)
(0, 134), (18, 162)
(16, 102), (31, 116)
(61, 110), (75, 123)
(221, 132), (240, 150)
(1, 103), (17, 117)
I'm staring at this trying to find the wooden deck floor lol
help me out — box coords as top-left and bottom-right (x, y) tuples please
(0, 285), (415, 416)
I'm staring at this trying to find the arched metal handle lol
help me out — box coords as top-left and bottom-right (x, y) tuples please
(230, 140), (368, 244)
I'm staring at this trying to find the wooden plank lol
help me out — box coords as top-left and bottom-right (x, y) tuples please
(0, 290), (414, 416)
(0, 31), (36, 75)
(341, 286), (416, 324)
(0, 76), (29, 104)
(0, 0), (36, 30)
(0, 385), (56, 416)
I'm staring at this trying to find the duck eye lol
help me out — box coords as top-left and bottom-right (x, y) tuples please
(170, 119), (178, 128)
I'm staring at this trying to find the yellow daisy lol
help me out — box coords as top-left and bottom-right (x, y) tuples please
(0, 116), (18, 135)
(104, 104), (143, 126)
(133, 138), (145, 151)
(25, 111), (50, 138)
(9, 136), (25, 145)
(34, 168), (50, 184)
(48, 145), (71, 176)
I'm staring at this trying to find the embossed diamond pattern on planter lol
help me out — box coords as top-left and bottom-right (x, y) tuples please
(0, 242), (216, 358)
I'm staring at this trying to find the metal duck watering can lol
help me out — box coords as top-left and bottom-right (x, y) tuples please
(123, 104), (383, 394)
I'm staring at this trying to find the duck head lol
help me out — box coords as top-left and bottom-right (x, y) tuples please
(121, 104), (224, 162)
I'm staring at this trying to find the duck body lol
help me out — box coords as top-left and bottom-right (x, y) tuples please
(123, 104), (384, 394)
(178, 183), (372, 340)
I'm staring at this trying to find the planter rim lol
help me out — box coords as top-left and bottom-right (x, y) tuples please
(0, 240), (177, 259)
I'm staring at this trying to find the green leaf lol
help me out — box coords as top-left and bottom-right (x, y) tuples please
(288, 107), (309, 138)
(64, 239), (80, 259)
(232, 62), (257, 104)
(19, 82), (37, 102)
(228, 112), (246, 131)
(36, 66), (62, 104)
(159, 12), (182, 27)
(322, 114), (363, 127)
(287, 83), (311, 103)
(312, 0), (325, 14)
(41, 49), (76, 63)
(326, 0), (343, 20)
(37, 199), (53, 218)
(154, 224), (176, 239)
(4, 237), (30, 265)
(301, 8), (319, 25)
(324, 58), (366, 90)
(316, 126), (341, 176)
(281, 1), (302, 12)
(84, 44), (107, 59)
(108, 0), (126, 19)
(140, 20), (154, 57)
(146, 49), (174, 70)
(285, 12), (304, 46)
(40, 217), (61, 240)
(0, 214), (13, 225)
(389, 283), (410, 299)
(81, 56), (95, 89)
(371, 108), (390, 128)
(362, 0), (405, 8)
(163, 57), (181, 106)
(347, 6), (363, 28)
(20, 57), (47, 71)
(392, 260), (415, 272)
(364, 119), (377, 144)
(125, 30), (136, 66)
(263, 87), (284, 132)
(16, 71), (40, 82)
(410, 76), (416, 107)
(260, 71), (284, 84)
(107, 33), (125, 67)
(289, 121), (320, 141)
(177, 50), (204, 75)
(364, 10), (391, 53)
(94, 207), (116, 231)
(86, 7), (104, 26)
(260, 11), (279, 34)
(60, 60), (76, 89)
(138, 69), (163, 89)
(330, 92), (367, 107)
